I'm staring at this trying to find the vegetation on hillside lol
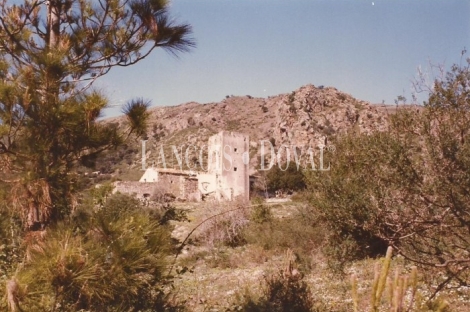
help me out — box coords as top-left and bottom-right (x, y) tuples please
(0, 1), (469, 310)
(0, 0), (194, 229)
(6, 193), (177, 311)
(266, 162), (306, 194)
(0, 0), (193, 310)
(306, 57), (470, 298)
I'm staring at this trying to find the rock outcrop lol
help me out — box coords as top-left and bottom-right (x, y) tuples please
(103, 84), (394, 171)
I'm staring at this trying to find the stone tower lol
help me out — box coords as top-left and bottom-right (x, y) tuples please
(199, 131), (250, 201)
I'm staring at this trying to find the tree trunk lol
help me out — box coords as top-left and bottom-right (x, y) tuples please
(47, 1), (60, 49)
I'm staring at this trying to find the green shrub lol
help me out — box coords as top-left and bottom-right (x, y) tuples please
(250, 198), (272, 224)
(260, 271), (314, 312)
(187, 116), (195, 126)
(0, 200), (23, 311)
(305, 131), (401, 264)
(337, 93), (346, 101)
(6, 194), (181, 311)
(269, 137), (276, 147)
(232, 250), (316, 312)
(243, 206), (325, 272)
(266, 162), (306, 194)
(305, 58), (470, 292)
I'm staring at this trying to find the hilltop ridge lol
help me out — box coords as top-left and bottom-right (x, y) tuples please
(100, 84), (396, 175)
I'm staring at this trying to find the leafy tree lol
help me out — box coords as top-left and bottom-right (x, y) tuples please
(0, 0), (194, 229)
(306, 131), (398, 263)
(306, 57), (470, 296)
(266, 162), (306, 194)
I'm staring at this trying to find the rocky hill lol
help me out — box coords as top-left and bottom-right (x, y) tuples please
(101, 84), (395, 176)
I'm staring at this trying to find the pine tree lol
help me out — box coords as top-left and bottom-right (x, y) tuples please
(0, 0), (194, 229)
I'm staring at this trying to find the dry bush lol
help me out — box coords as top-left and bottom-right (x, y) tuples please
(229, 250), (317, 312)
(152, 183), (176, 203)
(144, 185), (188, 226)
(243, 204), (326, 272)
(196, 198), (250, 248)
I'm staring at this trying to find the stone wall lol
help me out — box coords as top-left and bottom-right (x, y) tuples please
(158, 173), (183, 196)
(113, 181), (156, 199)
(183, 177), (199, 201)
(121, 131), (249, 203)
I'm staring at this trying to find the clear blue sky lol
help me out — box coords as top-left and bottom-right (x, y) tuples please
(101, 0), (470, 117)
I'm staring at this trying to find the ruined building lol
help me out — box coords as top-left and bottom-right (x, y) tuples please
(198, 131), (250, 201)
(113, 131), (250, 201)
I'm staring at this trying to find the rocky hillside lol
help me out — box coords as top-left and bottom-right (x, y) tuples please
(101, 84), (395, 176)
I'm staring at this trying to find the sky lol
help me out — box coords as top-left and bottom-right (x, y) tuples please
(100, 0), (470, 117)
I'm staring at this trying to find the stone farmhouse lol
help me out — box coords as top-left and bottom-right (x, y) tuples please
(113, 131), (250, 201)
